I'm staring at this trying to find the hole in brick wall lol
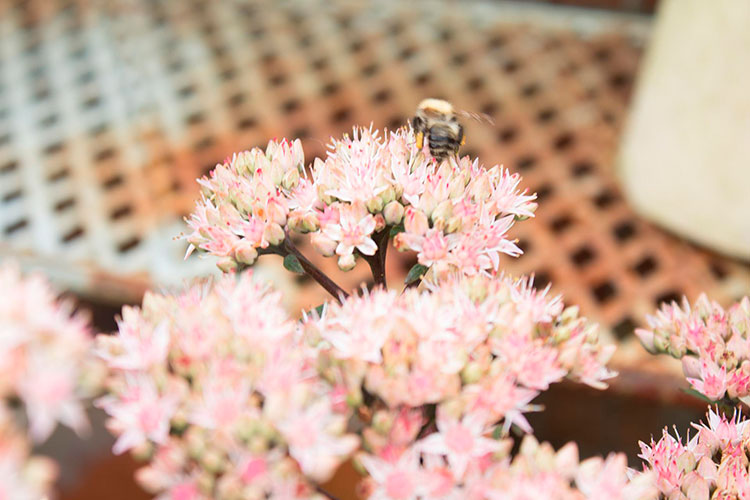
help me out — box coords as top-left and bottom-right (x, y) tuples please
(709, 261), (727, 280)
(361, 63), (379, 77)
(571, 160), (594, 178)
(110, 205), (132, 220)
(610, 72), (630, 88)
(655, 290), (682, 306)
(399, 47), (416, 60)
(521, 83), (540, 98)
(219, 67), (236, 81)
(178, 84), (195, 98)
(414, 72), (431, 86)
(633, 255), (658, 277)
(297, 34), (313, 48)
(535, 183), (554, 202)
(44, 142), (64, 156)
(593, 189), (618, 209)
(103, 174), (124, 189)
(281, 99), (300, 113)
(517, 238), (531, 254)
(292, 128), (310, 139)
(612, 316), (637, 340)
(613, 220), (637, 242)
(321, 82), (340, 96)
(117, 236), (141, 253)
(62, 226), (84, 242)
(388, 116), (405, 129)
(550, 214), (574, 233)
(348, 39), (365, 53)
(498, 127), (517, 143)
(82, 96), (101, 109)
(388, 22), (403, 36)
(77, 70), (95, 85)
(95, 147), (117, 162)
(536, 108), (557, 123)
(331, 108), (351, 123)
(516, 155), (536, 171)
(439, 28), (453, 42)
(372, 89), (391, 103)
(0, 133), (10, 146)
(89, 123), (108, 136)
(227, 93), (244, 106)
(533, 271), (551, 289)
(311, 58), (328, 71)
(261, 52), (277, 65)
(238, 116), (257, 129)
(553, 132), (574, 150)
(4, 219), (28, 235)
(48, 167), (70, 182)
(2, 188), (22, 202)
(1, 160), (18, 174)
(40, 114), (58, 128)
(466, 77), (484, 90)
(194, 136), (214, 151)
(450, 52), (468, 66)
(481, 102), (500, 116)
(602, 111), (617, 124)
(269, 73), (286, 86)
(186, 112), (204, 125)
(501, 60), (518, 74)
(593, 48), (611, 61)
(571, 245), (596, 267)
(54, 197), (75, 211)
(487, 35), (505, 49)
(592, 280), (617, 303)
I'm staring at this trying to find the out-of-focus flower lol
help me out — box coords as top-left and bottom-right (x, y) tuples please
(638, 408), (750, 499)
(96, 272), (358, 499)
(635, 294), (750, 402)
(0, 261), (97, 443)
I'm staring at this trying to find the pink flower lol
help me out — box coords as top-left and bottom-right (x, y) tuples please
(419, 413), (503, 479)
(321, 202), (378, 257)
(98, 375), (178, 454)
(359, 449), (424, 500)
(687, 360), (728, 401)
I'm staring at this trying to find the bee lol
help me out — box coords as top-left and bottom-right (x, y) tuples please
(411, 98), (494, 161)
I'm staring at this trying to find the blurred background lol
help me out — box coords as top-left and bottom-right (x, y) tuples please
(0, 0), (748, 498)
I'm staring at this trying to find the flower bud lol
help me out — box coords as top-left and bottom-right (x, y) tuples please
(404, 207), (429, 236)
(366, 196), (384, 213)
(635, 328), (657, 354)
(311, 233), (337, 257)
(281, 168), (300, 190)
(301, 213), (320, 232)
(338, 254), (356, 271)
(234, 241), (258, 265)
(461, 361), (484, 384)
(380, 185), (396, 205)
(431, 200), (453, 225)
(677, 450), (697, 474)
(445, 216), (462, 234)
(263, 223), (285, 246)
(371, 410), (393, 434)
(374, 213), (386, 232)
(383, 201), (405, 225)
(202, 448), (225, 473)
(681, 472), (709, 500)
(217, 257), (239, 273)
(681, 356), (702, 379)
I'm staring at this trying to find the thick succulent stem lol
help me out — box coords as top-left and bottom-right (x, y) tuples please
(283, 234), (349, 301)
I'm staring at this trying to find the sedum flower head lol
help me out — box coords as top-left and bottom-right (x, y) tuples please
(304, 273), (616, 480)
(635, 295), (750, 403)
(183, 126), (536, 277)
(95, 272), (356, 499)
(638, 408), (750, 499)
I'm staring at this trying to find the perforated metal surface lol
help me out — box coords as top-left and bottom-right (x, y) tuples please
(0, 0), (748, 365)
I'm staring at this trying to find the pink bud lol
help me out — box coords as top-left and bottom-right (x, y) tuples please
(233, 241), (258, 265)
(635, 328), (657, 354)
(383, 201), (405, 225)
(681, 356), (702, 379)
(404, 207), (429, 236)
(311, 233), (337, 257)
(338, 254), (356, 271)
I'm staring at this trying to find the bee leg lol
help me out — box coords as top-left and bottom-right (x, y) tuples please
(416, 131), (424, 150)
(458, 124), (466, 146)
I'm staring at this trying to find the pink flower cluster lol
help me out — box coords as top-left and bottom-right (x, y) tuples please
(0, 262), (96, 442)
(184, 127), (537, 277)
(95, 273), (357, 499)
(304, 274), (617, 496)
(636, 295), (750, 402)
(638, 408), (750, 499)
(357, 433), (655, 500)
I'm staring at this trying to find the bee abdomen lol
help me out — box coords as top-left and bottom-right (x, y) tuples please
(428, 127), (460, 160)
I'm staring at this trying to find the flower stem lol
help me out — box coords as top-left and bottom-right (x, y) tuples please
(316, 485), (344, 500)
(283, 234), (349, 301)
(364, 229), (390, 289)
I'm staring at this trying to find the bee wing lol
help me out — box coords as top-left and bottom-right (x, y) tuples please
(456, 109), (496, 126)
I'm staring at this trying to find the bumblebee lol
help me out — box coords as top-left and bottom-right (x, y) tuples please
(411, 98), (494, 162)
(411, 98), (464, 161)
